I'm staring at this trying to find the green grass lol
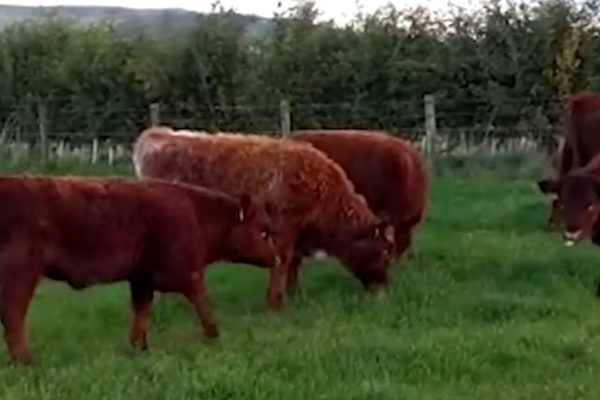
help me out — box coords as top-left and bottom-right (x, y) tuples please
(2, 156), (600, 399)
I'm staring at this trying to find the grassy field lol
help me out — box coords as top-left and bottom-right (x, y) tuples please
(2, 155), (600, 399)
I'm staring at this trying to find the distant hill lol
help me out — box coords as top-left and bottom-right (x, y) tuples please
(0, 4), (274, 38)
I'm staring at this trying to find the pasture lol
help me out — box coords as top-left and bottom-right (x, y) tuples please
(1, 155), (600, 399)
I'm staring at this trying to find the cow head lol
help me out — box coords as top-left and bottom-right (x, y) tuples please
(538, 175), (600, 246)
(341, 220), (396, 291)
(228, 194), (280, 268)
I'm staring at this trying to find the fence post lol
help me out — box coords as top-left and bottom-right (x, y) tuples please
(108, 143), (114, 166)
(280, 99), (291, 137)
(150, 103), (160, 126)
(38, 102), (48, 163)
(91, 138), (99, 164)
(460, 131), (468, 155)
(424, 94), (437, 168)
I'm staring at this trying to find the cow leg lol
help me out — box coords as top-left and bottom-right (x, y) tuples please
(285, 254), (302, 296)
(129, 281), (154, 350)
(266, 252), (293, 311)
(0, 269), (39, 364)
(185, 271), (218, 339)
(265, 237), (295, 310)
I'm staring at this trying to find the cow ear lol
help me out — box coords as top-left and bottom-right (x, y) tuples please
(537, 179), (560, 199)
(238, 193), (252, 222)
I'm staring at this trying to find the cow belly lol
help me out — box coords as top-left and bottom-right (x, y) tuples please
(44, 252), (138, 289)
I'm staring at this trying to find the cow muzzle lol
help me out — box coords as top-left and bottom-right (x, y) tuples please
(563, 230), (582, 247)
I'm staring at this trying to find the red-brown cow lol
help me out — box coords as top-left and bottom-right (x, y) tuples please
(0, 175), (278, 364)
(291, 129), (428, 259)
(538, 152), (600, 246)
(538, 91), (600, 226)
(538, 153), (600, 295)
(133, 127), (395, 310)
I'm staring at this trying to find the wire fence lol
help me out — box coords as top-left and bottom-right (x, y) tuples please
(0, 93), (567, 166)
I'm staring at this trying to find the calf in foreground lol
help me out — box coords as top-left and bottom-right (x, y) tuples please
(133, 127), (395, 310)
(292, 129), (428, 259)
(0, 175), (278, 364)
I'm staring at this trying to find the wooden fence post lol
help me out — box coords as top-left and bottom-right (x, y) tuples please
(108, 145), (115, 166)
(460, 131), (468, 155)
(91, 138), (99, 164)
(280, 99), (291, 137)
(424, 94), (437, 168)
(150, 103), (160, 127)
(38, 102), (48, 163)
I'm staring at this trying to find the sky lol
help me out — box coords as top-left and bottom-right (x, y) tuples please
(1, 0), (484, 24)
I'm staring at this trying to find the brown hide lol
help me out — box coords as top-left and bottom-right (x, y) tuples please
(133, 127), (395, 309)
(0, 175), (278, 364)
(565, 91), (600, 170)
(291, 129), (428, 258)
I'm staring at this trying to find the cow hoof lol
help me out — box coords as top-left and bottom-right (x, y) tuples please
(129, 334), (149, 351)
(10, 352), (32, 365)
(203, 324), (219, 339)
(366, 282), (387, 294)
(285, 285), (299, 298)
(132, 342), (148, 351)
(267, 295), (284, 311)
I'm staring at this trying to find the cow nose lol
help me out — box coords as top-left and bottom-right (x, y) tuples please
(563, 230), (582, 246)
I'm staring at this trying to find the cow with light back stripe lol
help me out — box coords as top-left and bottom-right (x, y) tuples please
(133, 127), (395, 310)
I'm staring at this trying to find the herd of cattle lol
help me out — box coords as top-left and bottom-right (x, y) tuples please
(2, 90), (600, 365)
(0, 126), (427, 364)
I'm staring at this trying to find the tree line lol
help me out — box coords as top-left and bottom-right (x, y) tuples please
(0, 0), (598, 145)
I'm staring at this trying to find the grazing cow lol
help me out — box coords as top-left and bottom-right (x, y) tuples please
(538, 91), (600, 226)
(538, 152), (600, 247)
(133, 127), (395, 310)
(537, 154), (600, 294)
(291, 129), (428, 259)
(0, 175), (278, 364)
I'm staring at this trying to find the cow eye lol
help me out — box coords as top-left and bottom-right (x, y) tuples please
(260, 230), (270, 239)
(588, 204), (595, 211)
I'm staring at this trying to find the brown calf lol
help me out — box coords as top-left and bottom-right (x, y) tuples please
(133, 127), (395, 310)
(0, 175), (278, 364)
(291, 129), (428, 259)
